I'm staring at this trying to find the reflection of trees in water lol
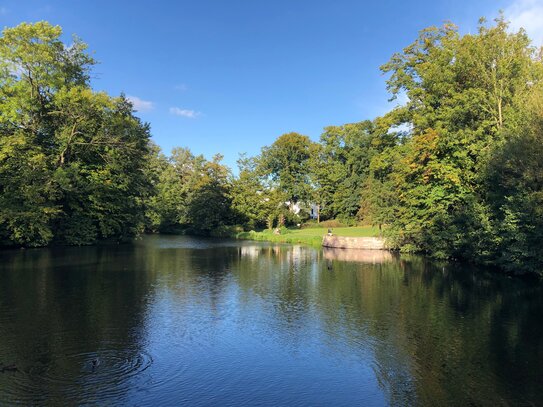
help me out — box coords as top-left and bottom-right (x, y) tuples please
(1, 239), (541, 405)
(0, 245), (153, 405)
(235, 245), (317, 329)
(137, 241), (237, 321)
(232, 245), (543, 406)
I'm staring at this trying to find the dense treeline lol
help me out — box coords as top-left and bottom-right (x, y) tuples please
(0, 22), (153, 246)
(1, 20), (542, 275)
(367, 17), (543, 274)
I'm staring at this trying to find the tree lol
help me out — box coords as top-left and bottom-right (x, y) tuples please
(230, 154), (282, 229)
(311, 119), (398, 221)
(374, 16), (543, 263)
(482, 84), (543, 274)
(0, 22), (152, 246)
(147, 148), (235, 235)
(259, 132), (315, 204)
(187, 154), (234, 234)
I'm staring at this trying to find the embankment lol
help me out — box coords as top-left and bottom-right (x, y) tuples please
(322, 235), (386, 250)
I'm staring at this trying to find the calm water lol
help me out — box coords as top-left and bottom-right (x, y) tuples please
(0, 236), (542, 406)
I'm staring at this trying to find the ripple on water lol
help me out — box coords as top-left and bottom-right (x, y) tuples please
(1, 349), (153, 405)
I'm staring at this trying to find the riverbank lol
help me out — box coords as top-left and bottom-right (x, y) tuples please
(322, 235), (386, 250)
(234, 226), (381, 246)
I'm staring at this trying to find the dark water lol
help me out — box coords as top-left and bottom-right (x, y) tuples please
(0, 236), (542, 406)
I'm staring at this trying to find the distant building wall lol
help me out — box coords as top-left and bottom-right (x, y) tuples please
(285, 201), (319, 219)
(309, 204), (319, 219)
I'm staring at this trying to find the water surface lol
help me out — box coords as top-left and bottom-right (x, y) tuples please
(0, 235), (541, 406)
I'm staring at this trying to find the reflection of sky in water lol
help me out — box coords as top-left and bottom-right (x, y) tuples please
(0, 236), (542, 406)
(141, 241), (386, 406)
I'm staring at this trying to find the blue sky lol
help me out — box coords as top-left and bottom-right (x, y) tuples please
(1, 0), (541, 169)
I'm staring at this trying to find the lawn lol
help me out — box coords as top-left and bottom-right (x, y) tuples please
(287, 226), (380, 238)
(235, 225), (380, 246)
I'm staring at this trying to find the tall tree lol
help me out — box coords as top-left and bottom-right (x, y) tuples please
(374, 16), (543, 261)
(187, 154), (234, 234)
(482, 83), (543, 274)
(230, 154), (282, 229)
(312, 119), (397, 221)
(259, 132), (315, 204)
(0, 22), (152, 246)
(147, 148), (235, 235)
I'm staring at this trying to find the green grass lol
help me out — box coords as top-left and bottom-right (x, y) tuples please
(235, 226), (380, 246)
(287, 226), (380, 237)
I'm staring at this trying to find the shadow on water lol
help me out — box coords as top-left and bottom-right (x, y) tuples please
(0, 244), (153, 405)
(0, 236), (542, 406)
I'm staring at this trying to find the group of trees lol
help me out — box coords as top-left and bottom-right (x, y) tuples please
(145, 148), (234, 235)
(361, 17), (543, 274)
(0, 22), (152, 246)
(1, 19), (541, 275)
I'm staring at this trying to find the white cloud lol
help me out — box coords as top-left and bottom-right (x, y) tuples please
(127, 95), (154, 112)
(174, 84), (188, 91)
(169, 107), (201, 118)
(505, 0), (543, 45)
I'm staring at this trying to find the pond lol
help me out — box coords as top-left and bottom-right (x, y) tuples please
(0, 235), (541, 406)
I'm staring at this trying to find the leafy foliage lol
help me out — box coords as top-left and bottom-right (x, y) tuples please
(145, 148), (235, 234)
(259, 132), (315, 203)
(0, 22), (152, 246)
(359, 16), (543, 273)
(2, 19), (542, 276)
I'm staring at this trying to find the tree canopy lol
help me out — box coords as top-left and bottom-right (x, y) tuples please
(1, 19), (542, 276)
(0, 22), (152, 246)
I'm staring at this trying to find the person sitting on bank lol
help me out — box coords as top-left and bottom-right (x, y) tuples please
(327, 228), (333, 236)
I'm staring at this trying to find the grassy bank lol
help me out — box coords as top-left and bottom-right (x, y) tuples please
(235, 226), (381, 246)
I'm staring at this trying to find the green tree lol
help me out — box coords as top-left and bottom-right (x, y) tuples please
(0, 22), (152, 246)
(482, 85), (543, 274)
(312, 119), (397, 221)
(147, 148), (235, 235)
(230, 154), (282, 229)
(187, 154), (234, 234)
(259, 132), (315, 204)
(375, 16), (542, 263)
